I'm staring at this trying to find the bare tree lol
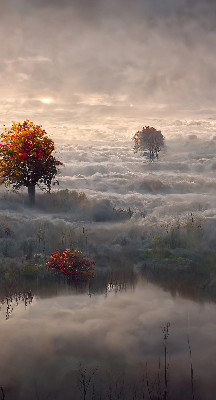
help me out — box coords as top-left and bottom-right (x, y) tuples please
(133, 126), (165, 161)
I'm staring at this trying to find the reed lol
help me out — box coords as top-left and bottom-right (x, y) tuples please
(188, 313), (195, 400)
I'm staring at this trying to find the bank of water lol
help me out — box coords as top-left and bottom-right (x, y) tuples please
(0, 274), (215, 400)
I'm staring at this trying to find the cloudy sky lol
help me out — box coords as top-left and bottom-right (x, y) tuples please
(1, 0), (216, 131)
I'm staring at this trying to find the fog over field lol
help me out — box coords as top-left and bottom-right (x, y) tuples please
(1, 118), (216, 262)
(1, 0), (216, 399)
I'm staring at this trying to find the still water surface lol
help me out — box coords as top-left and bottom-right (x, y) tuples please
(0, 277), (216, 400)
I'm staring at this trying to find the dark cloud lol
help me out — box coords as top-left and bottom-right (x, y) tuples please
(22, 0), (103, 23)
(26, 0), (100, 7)
(21, 0), (216, 23)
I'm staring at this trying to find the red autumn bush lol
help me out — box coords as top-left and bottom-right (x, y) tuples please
(46, 248), (95, 281)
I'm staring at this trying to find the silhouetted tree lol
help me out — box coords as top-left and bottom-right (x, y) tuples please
(0, 120), (62, 204)
(133, 126), (165, 160)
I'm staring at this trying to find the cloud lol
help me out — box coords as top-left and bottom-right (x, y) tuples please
(0, 0), (216, 124)
(17, 56), (52, 63)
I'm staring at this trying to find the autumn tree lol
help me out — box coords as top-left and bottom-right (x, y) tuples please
(0, 120), (62, 204)
(133, 126), (165, 160)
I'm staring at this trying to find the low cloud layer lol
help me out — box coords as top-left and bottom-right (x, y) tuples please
(0, 120), (216, 262)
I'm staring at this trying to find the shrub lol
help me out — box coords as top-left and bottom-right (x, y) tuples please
(46, 248), (95, 282)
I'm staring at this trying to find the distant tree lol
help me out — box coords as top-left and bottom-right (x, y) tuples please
(133, 126), (165, 160)
(0, 120), (62, 204)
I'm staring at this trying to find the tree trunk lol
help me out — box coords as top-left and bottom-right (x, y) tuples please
(28, 185), (35, 205)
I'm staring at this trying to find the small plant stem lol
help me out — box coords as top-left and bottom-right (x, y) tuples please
(188, 313), (195, 400)
(161, 322), (170, 400)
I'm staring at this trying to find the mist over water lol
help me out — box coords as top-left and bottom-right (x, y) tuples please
(1, 282), (216, 400)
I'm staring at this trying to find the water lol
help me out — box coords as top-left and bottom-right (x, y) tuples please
(0, 276), (216, 400)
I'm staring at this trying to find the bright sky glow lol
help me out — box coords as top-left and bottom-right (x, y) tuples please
(40, 99), (53, 104)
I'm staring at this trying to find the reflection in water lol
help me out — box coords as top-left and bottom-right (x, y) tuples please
(161, 322), (170, 400)
(0, 275), (216, 399)
(105, 269), (137, 295)
(0, 291), (33, 320)
(140, 263), (216, 304)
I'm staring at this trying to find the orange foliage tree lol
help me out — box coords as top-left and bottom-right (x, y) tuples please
(0, 120), (62, 204)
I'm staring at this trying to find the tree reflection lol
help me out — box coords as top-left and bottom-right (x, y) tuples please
(0, 290), (33, 320)
(105, 269), (137, 295)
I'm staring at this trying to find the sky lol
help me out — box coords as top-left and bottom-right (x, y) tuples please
(1, 0), (216, 133)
